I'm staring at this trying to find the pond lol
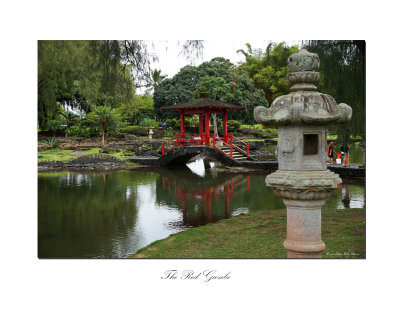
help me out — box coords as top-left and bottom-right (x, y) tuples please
(38, 160), (365, 258)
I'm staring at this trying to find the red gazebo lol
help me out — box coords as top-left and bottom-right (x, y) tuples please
(161, 93), (249, 158)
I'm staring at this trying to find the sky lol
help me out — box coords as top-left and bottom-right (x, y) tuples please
(137, 40), (301, 93)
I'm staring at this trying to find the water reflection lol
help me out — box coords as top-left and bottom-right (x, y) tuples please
(38, 163), (365, 258)
(325, 180), (366, 210)
(162, 171), (250, 228)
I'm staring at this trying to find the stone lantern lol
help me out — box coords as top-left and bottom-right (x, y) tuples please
(148, 127), (154, 140)
(254, 49), (352, 258)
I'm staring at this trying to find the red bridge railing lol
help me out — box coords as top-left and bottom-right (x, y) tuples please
(162, 133), (249, 158)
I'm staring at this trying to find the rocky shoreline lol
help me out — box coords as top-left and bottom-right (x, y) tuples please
(38, 154), (139, 172)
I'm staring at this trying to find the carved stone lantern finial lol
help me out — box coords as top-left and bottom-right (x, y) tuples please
(254, 49), (352, 258)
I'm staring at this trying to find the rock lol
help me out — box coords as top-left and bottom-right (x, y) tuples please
(59, 142), (77, 150)
(38, 144), (50, 151)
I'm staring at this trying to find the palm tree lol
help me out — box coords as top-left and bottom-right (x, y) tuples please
(45, 119), (62, 138)
(59, 110), (80, 137)
(144, 68), (167, 94)
(87, 106), (120, 146)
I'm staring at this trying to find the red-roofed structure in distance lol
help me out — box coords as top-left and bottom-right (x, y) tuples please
(160, 92), (250, 160)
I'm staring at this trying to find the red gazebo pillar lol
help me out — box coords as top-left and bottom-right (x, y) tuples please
(180, 111), (185, 138)
(199, 113), (203, 135)
(223, 111), (228, 143)
(204, 111), (210, 146)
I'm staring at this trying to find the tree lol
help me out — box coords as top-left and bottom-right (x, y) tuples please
(237, 42), (299, 105)
(38, 40), (204, 128)
(38, 41), (87, 127)
(153, 57), (268, 124)
(143, 68), (167, 94)
(59, 109), (80, 137)
(86, 106), (120, 146)
(302, 40), (366, 145)
(116, 94), (154, 125)
(45, 119), (62, 138)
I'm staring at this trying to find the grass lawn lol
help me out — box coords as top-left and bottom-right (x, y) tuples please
(131, 208), (365, 259)
(84, 147), (127, 157)
(38, 148), (77, 163)
(84, 148), (101, 155)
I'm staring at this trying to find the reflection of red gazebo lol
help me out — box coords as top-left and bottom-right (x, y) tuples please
(160, 93), (249, 158)
(162, 175), (250, 224)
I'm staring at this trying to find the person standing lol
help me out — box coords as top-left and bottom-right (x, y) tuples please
(327, 142), (335, 164)
(341, 143), (351, 166)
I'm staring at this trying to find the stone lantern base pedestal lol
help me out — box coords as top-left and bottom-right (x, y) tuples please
(283, 199), (326, 258)
(266, 170), (341, 258)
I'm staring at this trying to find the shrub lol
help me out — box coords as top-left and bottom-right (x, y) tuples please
(165, 119), (179, 129)
(227, 120), (241, 131)
(66, 125), (91, 137)
(217, 118), (222, 130)
(122, 149), (135, 156)
(41, 139), (60, 148)
(45, 119), (63, 137)
(264, 128), (278, 137)
(188, 115), (199, 128)
(252, 130), (267, 139)
(124, 134), (137, 140)
(140, 118), (159, 128)
(119, 125), (144, 135)
(164, 127), (175, 138)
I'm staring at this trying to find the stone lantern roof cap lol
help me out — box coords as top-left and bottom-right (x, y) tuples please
(254, 49), (352, 126)
(288, 49), (320, 72)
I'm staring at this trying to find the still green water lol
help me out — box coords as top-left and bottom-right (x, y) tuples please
(38, 161), (365, 258)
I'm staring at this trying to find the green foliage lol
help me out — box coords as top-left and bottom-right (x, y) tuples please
(86, 106), (120, 144)
(124, 134), (137, 140)
(66, 125), (91, 137)
(59, 110), (80, 128)
(45, 120), (63, 137)
(38, 41), (203, 129)
(38, 41), (133, 127)
(237, 42), (299, 105)
(38, 149), (76, 163)
(153, 57), (269, 124)
(41, 138), (60, 148)
(165, 118), (180, 129)
(184, 118), (191, 127)
(181, 115), (200, 128)
(227, 120), (241, 131)
(263, 128), (278, 137)
(116, 94), (154, 125)
(139, 118), (159, 128)
(84, 148), (101, 155)
(164, 127), (175, 138)
(303, 41), (366, 143)
(118, 125), (152, 137)
(143, 68), (167, 94)
(118, 125), (141, 135)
